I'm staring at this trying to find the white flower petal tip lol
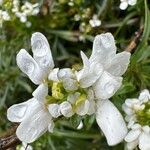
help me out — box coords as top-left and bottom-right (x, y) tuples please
(58, 68), (75, 80)
(77, 51), (103, 88)
(16, 107), (50, 143)
(32, 84), (48, 102)
(16, 49), (44, 84)
(126, 140), (138, 150)
(31, 32), (54, 70)
(7, 98), (36, 122)
(139, 89), (150, 102)
(77, 121), (83, 130)
(48, 68), (59, 81)
(94, 72), (122, 99)
(96, 99), (127, 146)
(60, 101), (74, 117)
(107, 51), (131, 76)
(125, 129), (141, 142)
(48, 104), (61, 118)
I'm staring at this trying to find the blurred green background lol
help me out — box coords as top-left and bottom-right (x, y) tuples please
(0, 0), (150, 149)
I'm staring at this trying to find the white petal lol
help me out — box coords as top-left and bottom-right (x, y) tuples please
(142, 126), (150, 134)
(139, 132), (150, 150)
(122, 103), (133, 115)
(58, 68), (75, 80)
(16, 49), (44, 84)
(67, 92), (80, 104)
(87, 89), (96, 115)
(60, 101), (74, 117)
(77, 121), (83, 130)
(96, 99), (127, 146)
(106, 51), (131, 76)
(76, 100), (90, 116)
(62, 78), (78, 91)
(48, 104), (61, 118)
(48, 68), (59, 82)
(128, 0), (137, 6)
(139, 89), (150, 103)
(126, 139), (138, 150)
(119, 2), (128, 10)
(125, 129), (141, 142)
(31, 32), (54, 71)
(131, 124), (141, 130)
(16, 105), (51, 143)
(93, 71), (122, 99)
(77, 51), (103, 88)
(7, 98), (37, 122)
(89, 33), (116, 67)
(48, 121), (55, 133)
(32, 83), (48, 103)
(125, 98), (140, 107)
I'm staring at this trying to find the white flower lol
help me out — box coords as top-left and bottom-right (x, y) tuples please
(7, 32), (130, 146)
(123, 89), (150, 150)
(0, 10), (10, 27)
(89, 14), (101, 27)
(7, 33), (55, 143)
(120, 0), (137, 10)
(12, 1), (40, 24)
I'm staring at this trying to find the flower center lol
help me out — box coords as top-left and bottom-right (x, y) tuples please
(45, 80), (88, 108)
(135, 101), (150, 126)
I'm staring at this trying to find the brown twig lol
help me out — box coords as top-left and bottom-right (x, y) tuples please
(0, 125), (20, 150)
(125, 25), (144, 52)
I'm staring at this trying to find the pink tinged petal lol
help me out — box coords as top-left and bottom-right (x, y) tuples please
(106, 51), (131, 76)
(31, 32), (54, 71)
(32, 83), (48, 103)
(96, 99), (127, 146)
(76, 100), (90, 116)
(139, 132), (150, 150)
(16, 105), (51, 143)
(48, 68), (59, 82)
(77, 51), (103, 88)
(7, 98), (37, 122)
(126, 139), (139, 150)
(89, 33), (116, 67)
(125, 129), (141, 142)
(93, 71), (122, 99)
(60, 101), (74, 117)
(139, 89), (150, 103)
(16, 49), (44, 84)
(48, 104), (61, 118)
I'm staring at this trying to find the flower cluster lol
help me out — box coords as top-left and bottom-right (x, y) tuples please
(12, 0), (39, 26)
(123, 89), (150, 150)
(120, 0), (137, 10)
(7, 32), (130, 145)
(0, 0), (40, 27)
